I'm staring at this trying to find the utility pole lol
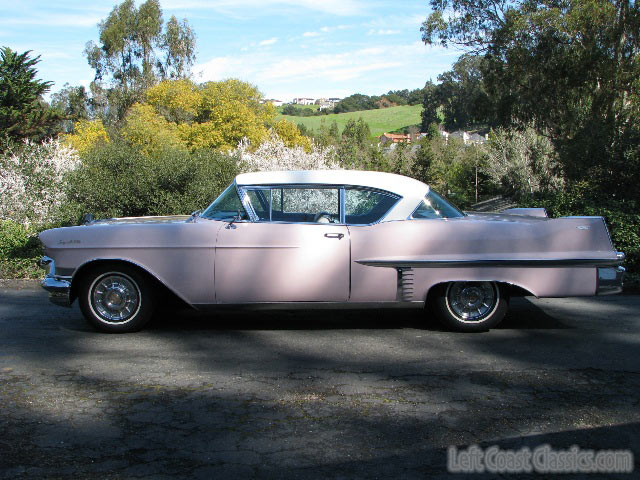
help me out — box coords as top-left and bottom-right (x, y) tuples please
(475, 150), (478, 203)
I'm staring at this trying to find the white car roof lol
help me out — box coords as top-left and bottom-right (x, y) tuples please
(235, 170), (429, 222)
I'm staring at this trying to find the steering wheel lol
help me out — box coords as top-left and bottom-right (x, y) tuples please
(313, 212), (334, 223)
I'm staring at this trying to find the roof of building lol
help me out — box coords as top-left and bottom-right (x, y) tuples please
(380, 133), (410, 139)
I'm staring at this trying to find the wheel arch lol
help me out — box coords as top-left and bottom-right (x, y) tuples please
(70, 258), (194, 309)
(425, 279), (535, 304)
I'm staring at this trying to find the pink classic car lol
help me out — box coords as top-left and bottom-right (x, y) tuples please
(39, 170), (625, 333)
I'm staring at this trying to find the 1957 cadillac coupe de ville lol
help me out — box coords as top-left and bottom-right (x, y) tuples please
(39, 170), (625, 333)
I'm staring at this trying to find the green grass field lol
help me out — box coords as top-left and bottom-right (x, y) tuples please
(278, 104), (423, 138)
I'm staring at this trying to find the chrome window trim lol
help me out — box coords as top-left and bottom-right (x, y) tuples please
(238, 184), (402, 226)
(237, 184), (258, 222)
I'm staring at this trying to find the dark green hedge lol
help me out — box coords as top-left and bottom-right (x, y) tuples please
(63, 140), (240, 221)
(0, 220), (43, 278)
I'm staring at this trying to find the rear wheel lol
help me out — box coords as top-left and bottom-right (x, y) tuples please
(78, 264), (155, 333)
(428, 281), (508, 332)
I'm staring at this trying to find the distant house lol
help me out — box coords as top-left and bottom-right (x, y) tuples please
(379, 133), (412, 145)
(448, 130), (488, 145)
(293, 97), (315, 105)
(317, 97), (341, 110)
(263, 99), (284, 107)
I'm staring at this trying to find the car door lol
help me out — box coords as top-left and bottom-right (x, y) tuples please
(214, 186), (350, 303)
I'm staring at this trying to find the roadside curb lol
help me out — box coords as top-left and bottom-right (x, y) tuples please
(0, 279), (41, 289)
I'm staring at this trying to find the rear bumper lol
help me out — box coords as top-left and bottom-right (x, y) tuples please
(39, 257), (73, 307)
(596, 252), (625, 295)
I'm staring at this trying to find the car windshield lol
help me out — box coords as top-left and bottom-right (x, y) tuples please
(201, 184), (246, 220)
(412, 190), (464, 219)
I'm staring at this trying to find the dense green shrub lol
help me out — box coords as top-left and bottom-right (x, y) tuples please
(0, 220), (43, 278)
(64, 140), (239, 220)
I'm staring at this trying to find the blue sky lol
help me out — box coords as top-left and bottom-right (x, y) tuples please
(0, 0), (461, 102)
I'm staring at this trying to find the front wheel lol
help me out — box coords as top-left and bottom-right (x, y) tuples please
(78, 264), (155, 333)
(428, 281), (508, 332)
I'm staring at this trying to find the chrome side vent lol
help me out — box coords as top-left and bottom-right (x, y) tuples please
(396, 267), (414, 302)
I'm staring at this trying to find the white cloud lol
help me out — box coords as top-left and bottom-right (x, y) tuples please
(163, 0), (365, 16)
(303, 31), (319, 37)
(194, 41), (445, 87)
(368, 29), (401, 36)
(320, 25), (348, 33)
(259, 37), (278, 46)
(363, 14), (427, 31)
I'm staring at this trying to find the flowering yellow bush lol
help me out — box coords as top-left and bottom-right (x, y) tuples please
(64, 119), (109, 156)
(272, 119), (312, 152)
(141, 79), (277, 152)
(145, 79), (200, 122)
(121, 103), (187, 156)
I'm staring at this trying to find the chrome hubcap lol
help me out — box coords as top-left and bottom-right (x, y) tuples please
(91, 274), (140, 323)
(446, 282), (497, 322)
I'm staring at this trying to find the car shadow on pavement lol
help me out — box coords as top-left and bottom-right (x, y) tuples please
(146, 297), (569, 332)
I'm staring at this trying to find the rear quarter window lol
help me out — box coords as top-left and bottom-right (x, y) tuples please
(345, 188), (399, 225)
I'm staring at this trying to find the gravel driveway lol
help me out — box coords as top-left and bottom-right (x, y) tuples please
(1, 283), (639, 479)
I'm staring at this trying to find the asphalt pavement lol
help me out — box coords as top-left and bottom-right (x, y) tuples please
(1, 281), (639, 479)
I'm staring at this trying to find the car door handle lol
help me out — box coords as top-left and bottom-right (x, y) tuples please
(324, 233), (344, 239)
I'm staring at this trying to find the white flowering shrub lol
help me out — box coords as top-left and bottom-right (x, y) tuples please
(236, 133), (339, 173)
(0, 139), (80, 227)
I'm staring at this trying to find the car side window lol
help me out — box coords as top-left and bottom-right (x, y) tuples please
(411, 191), (464, 219)
(271, 187), (340, 223)
(201, 184), (248, 220)
(345, 188), (399, 225)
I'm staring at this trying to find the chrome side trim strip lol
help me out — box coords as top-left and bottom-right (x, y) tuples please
(357, 257), (625, 268)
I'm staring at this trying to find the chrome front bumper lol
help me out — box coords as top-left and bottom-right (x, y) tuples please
(39, 256), (73, 307)
(596, 252), (625, 295)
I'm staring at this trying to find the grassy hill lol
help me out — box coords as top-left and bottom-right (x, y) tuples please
(277, 104), (423, 138)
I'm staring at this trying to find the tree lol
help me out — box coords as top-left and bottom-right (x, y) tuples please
(123, 78), (277, 153)
(485, 128), (564, 199)
(341, 118), (371, 149)
(159, 16), (196, 80)
(0, 47), (60, 146)
(85, 0), (196, 122)
(65, 119), (110, 156)
(436, 55), (492, 131)
(50, 84), (90, 133)
(271, 119), (311, 151)
(420, 81), (441, 131)
(333, 94), (377, 113)
(421, 0), (640, 200)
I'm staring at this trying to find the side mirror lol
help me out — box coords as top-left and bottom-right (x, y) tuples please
(225, 210), (244, 229)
